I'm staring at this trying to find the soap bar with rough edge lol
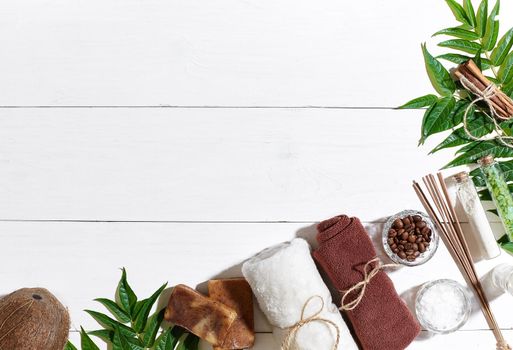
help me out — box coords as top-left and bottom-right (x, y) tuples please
(164, 284), (238, 346)
(208, 278), (255, 350)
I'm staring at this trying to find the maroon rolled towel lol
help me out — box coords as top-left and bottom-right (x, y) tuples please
(313, 215), (420, 350)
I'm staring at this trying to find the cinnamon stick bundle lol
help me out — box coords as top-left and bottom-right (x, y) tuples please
(453, 60), (513, 119)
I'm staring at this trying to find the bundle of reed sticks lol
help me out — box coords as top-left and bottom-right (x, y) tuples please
(413, 173), (511, 350)
(454, 60), (513, 120)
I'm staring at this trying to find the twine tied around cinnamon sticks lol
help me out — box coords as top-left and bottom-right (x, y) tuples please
(454, 60), (513, 149)
(281, 295), (340, 350)
(339, 257), (399, 311)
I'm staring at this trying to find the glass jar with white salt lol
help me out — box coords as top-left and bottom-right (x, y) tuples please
(415, 279), (471, 333)
(454, 171), (500, 260)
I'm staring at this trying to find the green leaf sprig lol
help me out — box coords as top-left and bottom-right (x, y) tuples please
(401, 0), (513, 249)
(66, 268), (199, 350)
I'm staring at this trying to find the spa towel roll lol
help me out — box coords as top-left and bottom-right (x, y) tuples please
(313, 215), (421, 350)
(242, 238), (358, 350)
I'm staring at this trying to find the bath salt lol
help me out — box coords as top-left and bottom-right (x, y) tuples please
(454, 171), (500, 260)
(416, 281), (469, 333)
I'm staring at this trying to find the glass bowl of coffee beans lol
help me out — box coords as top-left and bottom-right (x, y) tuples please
(382, 210), (439, 266)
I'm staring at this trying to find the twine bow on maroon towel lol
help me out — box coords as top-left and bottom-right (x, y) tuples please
(339, 257), (399, 311)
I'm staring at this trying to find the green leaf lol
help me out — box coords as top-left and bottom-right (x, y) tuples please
(175, 333), (200, 350)
(112, 326), (137, 350)
(446, 0), (471, 25)
(497, 234), (510, 244)
(437, 53), (492, 69)
(81, 327), (101, 350)
(474, 49), (484, 70)
(88, 329), (115, 343)
(152, 328), (180, 350)
(483, 0), (500, 51)
(501, 242), (513, 253)
(503, 80), (513, 97)
(142, 308), (165, 347)
(476, 0), (488, 37)
(439, 39), (482, 54)
(85, 310), (138, 338)
(132, 283), (167, 333)
(65, 341), (78, 350)
(433, 27), (480, 40)
(117, 268), (137, 316)
(420, 96), (457, 143)
(95, 298), (131, 323)
(464, 0), (477, 27)
(444, 140), (513, 167)
(498, 52), (513, 84)
(422, 44), (456, 96)
(430, 111), (495, 153)
(491, 28), (513, 65)
(398, 94), (438, 109)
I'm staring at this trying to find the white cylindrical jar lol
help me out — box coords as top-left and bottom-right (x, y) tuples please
(490, 264), (513, 295)
(454, 171), (500, 260)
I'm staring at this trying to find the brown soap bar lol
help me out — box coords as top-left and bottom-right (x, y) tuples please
(208, 278), (255, 350)
(164, 284), (237, 346)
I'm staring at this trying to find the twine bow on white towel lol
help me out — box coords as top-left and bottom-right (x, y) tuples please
(459, 76), (513, 149)
(339, 257), (399, 311)
(281, 295), (340, 350)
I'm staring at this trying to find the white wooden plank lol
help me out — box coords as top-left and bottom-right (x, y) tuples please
(2, 221), (513, 335)
(0, 108), (466, 222)
(1, 0), (512, 106)
(66, 330), (513, 350)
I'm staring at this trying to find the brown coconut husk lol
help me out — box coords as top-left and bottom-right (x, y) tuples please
(0, 288), (70, 350)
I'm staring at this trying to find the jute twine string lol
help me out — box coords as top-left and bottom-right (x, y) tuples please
(0, 299), (34, 343)
(339, 257), (399, 311)
(459, 76), (513, 149)
(281, 295), (340, 350)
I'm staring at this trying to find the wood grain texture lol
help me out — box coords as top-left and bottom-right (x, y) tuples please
(3, 0), (513, 348)
(2, 221), (513, 334)
(0, 0), (511, 107)
(0, 108), (459, 222)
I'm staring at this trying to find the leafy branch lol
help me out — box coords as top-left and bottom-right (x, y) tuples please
(65, 269), (199, 350)
(401, 0), (513, 249)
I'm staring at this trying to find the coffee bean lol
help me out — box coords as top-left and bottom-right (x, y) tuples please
(400, 240), (408, 245)
(405, 243), (413, 250)
(416, 237), (423, 244)
(413, 215), (422, 222)
(421, 226), (430, 235)
(398, 251), (407, 259)
(404, 224), (412, 231)
(406, 255), (416, 261)
(412, 243), (418, 251)
(414, 251), (420, 257)
(417, 221), (427, 228)
(401, 232), (409, 240)
(388, 231), (397, 238)
(403, 217), (411, 226)
(418, 243), (426, 252)
(398, 228), (405, 234)
(391, 243), (397, 249)
(392, 248), (399, 253)
(393, 219), (404, 229)
(405, 249), (414, 255)
(398, 244), (404, 251)
(408, 235), (416, 243)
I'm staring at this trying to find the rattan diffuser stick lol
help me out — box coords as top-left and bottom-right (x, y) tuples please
(413, 173), (511, 350)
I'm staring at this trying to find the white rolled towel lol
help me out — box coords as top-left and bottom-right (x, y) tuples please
(242, 238), (358, 350)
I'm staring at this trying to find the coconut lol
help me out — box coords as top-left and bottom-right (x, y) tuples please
(0, 288), (70, 350)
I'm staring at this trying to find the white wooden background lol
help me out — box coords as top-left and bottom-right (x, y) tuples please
(2, 0), (513, 348)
